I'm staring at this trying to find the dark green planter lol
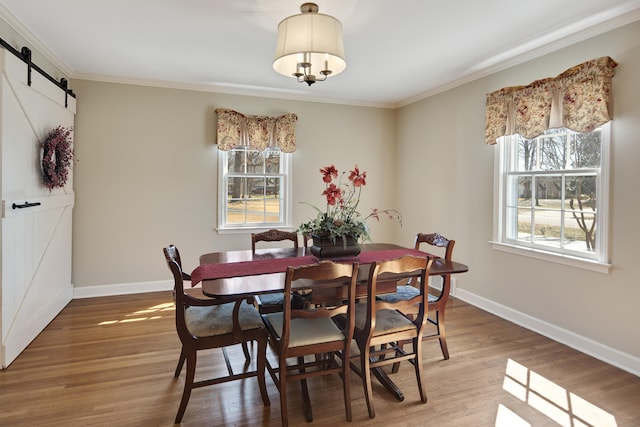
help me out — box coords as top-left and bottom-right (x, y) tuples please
(310, 234), (361, 258)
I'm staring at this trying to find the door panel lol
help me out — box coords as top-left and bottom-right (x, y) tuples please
(1, 49), (75, 367)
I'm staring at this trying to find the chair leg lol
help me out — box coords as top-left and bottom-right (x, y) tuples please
(278, 354), (289, 427)
(396, 309), (450, 363)
(241, 342), (251, 363)
(361, 346), (376, 419)
(435, 310), (450, 360)
(175, 351), (197, 424)
(256, 337), (270, 406)
(413, 337), (428, 403)
(342, 348), (352, 422)
(174, 347), (186, 378)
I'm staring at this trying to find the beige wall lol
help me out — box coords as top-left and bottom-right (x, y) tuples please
(396, 21), (640, 361)
(69, 83), (397, 287)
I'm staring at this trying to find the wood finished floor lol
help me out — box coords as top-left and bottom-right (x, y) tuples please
(1, 291), (638, 426)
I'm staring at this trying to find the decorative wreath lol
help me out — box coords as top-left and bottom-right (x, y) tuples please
(42, 126), (74, 191)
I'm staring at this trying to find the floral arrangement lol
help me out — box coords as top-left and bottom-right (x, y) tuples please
(42, 126), (74, 191)
(298, 164), (402, 244)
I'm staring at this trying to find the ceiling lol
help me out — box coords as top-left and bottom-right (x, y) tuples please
(1, 0), (639, 108)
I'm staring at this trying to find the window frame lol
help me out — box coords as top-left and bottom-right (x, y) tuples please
(491, 124), (612, 273)
(217, 147), (292, 234)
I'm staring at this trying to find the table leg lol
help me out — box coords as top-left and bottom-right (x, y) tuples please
(371, 364), (405, 401)
(298, 355), (313, 422)
(300, 378), (313, 421)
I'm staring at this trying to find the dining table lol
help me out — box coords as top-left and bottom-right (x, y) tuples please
(192, 242), (469, 402)
(194, 243), (468, 295)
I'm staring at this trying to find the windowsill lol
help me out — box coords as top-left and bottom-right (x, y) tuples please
(216, 226), (294, 235)
(490, 241), (612, 274)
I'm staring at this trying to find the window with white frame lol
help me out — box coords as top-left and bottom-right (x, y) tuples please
(493, 124), (610, 269)
(218, 147), (291, 231)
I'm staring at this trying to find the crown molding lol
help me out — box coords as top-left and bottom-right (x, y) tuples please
(71, 72), (397, 109)
(3, 2), (639, 110)
(396, 4), (640, 108)
(0, 4), (73, 77)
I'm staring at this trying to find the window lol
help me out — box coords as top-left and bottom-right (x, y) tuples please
(218, 147), (291, 232)
(492, 125), (610, 271)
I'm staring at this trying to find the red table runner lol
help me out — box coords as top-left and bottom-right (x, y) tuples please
(191, 248), (432, 286)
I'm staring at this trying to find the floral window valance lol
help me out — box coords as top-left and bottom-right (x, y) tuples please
(485, 56), (617, 145)
(215, 108), (298, 152)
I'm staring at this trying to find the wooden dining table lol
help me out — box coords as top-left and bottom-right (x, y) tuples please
(193, 243), (469, 402)
(195, 243), (468, 297)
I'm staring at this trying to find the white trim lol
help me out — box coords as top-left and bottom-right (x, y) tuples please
(2, 3), (640, 110)
(397, 5), (640, 107)
(456, 288), (640, 377)
(597, 123), (611, 259)
(490, 241), (612, 274)
(216, 226), (296, 235)
(74, 73), (395, 109)
(0, 4), (73, 77)
(73, 280), (172, 299)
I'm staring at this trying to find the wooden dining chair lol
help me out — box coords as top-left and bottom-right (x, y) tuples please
(377, 232), (455, 360)
(163, 245), (270, 423)
(261, 260), (359, 427)
(251, 229), (300, 314)
(349, 255), (432, 419)
(251, 229), (299, 252)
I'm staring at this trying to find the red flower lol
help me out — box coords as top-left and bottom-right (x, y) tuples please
(322, 183), (342, 206)
(348, 165), (367, 187)
(320, 165), (338, 183)
(298, 163), (402, 242)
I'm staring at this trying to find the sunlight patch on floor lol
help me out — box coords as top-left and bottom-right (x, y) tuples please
(496, 404), (531, 427)
(98, 302), (175, 325)
(497, 358), (617, 427)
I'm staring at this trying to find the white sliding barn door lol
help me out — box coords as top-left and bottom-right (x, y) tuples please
(1, 48), (76, 368)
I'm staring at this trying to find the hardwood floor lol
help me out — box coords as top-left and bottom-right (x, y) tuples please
(1, 291), (638, 426)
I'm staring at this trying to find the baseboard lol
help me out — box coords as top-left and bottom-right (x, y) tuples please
(69, 278), (640, 377)
(456, 288), (640, 377)
(2, 284), (73, 368)
(73, 280), (173, 299)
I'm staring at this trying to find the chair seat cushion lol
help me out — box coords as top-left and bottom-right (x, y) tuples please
(263, 313), (345, 348)
(257, 292), (284, 307)
(354, 304), (415, 335)
(185, 301), (263, 338)
(257, 291), (313, 310)
(377, 285), (437, 303)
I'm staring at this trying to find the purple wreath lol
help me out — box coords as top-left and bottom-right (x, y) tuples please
(42, 126), (74, 191)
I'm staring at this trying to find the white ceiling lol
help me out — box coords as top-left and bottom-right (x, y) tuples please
(1, 0), (639, 107)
